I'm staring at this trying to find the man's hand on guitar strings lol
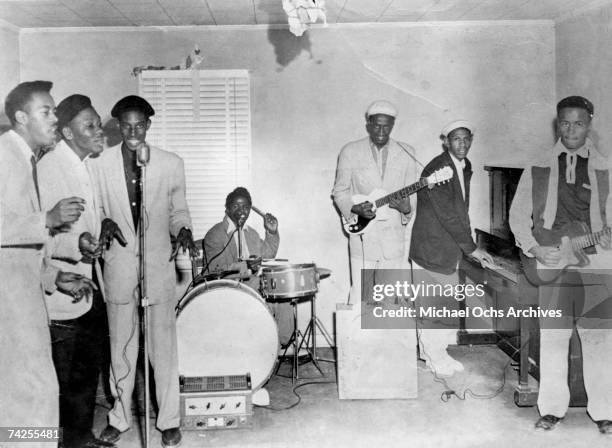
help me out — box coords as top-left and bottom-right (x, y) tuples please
(351, 201), (376, 219)
(530, 245), (562, 267)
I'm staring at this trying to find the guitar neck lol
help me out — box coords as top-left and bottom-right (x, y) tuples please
(572, 227), (612, 250)
(375, 179), (428, 208)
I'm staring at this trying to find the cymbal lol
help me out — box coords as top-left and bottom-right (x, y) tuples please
(317, 267), (332, 280)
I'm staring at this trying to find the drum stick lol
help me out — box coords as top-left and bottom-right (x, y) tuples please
(252, 205), (266, 219)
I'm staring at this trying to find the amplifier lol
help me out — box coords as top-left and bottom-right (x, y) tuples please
(179, 374), (253, 430)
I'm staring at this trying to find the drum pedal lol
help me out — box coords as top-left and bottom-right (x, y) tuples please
(179, 374), (253, 431)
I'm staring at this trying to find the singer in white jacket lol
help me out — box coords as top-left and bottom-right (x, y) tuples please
(91, 95), (197, 448)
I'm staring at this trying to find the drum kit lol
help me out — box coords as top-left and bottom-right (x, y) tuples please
(176, 259), (334, 396)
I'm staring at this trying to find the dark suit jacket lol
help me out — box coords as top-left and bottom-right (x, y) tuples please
(203, 218), (279, 273)
(409, 151), (477, 274)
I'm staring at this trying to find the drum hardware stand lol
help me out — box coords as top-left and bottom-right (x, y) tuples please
(138, 157), (151, 448)
(275, 293), (335, 383)
(276, 297), (310, 384)
(299, 292), (335, 365)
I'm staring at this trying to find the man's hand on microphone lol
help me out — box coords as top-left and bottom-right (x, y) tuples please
(46, 197), (85, 231)
(99, 218), (127, 250)
(170, 227), (198, 261)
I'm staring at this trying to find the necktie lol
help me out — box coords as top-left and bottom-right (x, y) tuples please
(30, 155), (41, 209)
(565, 152), (577, 184)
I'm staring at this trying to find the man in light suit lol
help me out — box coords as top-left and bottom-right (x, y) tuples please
(93, 96), (197, 447)
(38, 94), (114, 448)
(0, 81), (96, 431)
(410, 121), (492, 377)
(332, 100), (416, 305)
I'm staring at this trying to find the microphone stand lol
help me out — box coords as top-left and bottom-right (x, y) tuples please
(138, 162), (151, 448)
(237, 224), (243, 260)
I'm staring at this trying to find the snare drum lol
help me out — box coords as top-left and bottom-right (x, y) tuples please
(176, 280), (279, 391)
(260, 263), (318, 299)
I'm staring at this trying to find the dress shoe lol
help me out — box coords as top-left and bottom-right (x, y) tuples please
(81, 437), (116, 448)
(161, 428), (182, 447)
(535, 415), (563, 431)
(596, 420), (612, 435)
(98, 426), (122, 444)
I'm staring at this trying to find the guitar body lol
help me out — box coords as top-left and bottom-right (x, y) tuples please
(341, 167), (454, 236)
(343, 190), (390, 235)
(521, 221), (591, 286)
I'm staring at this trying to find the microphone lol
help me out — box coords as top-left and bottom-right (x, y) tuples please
(137, 143), (150, 166)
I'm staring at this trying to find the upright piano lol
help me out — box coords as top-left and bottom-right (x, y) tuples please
(458, 165), (587, 407)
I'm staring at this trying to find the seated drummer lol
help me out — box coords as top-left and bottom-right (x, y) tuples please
(203, 187), (292, 347)
(202, 186), (279, 277)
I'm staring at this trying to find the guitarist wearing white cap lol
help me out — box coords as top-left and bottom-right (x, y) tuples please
(333, 100), (417, 306)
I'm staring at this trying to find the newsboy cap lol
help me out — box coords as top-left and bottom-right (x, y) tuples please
(111, 95), (155, 118)
(441, 119), (475, 138)
(365, 100), (398, 119)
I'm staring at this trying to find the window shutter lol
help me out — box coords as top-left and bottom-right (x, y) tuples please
(139, 69), (251, 238)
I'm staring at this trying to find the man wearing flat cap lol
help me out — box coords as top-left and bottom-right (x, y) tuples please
(410, 120), (493, 377)
(91, 95), (197, 447)
(510, 96), (612, 434)
(333, 100), (416, 305)
(37, 94), (114, 448)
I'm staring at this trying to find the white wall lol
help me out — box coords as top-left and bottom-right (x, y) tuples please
(14, 22), (555, 336)
(556, 4), (612, 161)
(0, 23), (20, 129)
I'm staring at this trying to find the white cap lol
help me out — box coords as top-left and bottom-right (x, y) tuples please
(441, 120), (475, 138)
(366, 100), (398, 119)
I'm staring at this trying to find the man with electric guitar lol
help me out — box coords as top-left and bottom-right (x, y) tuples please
(410, 120), (493, 377)
(509, 96), (612, 435)
(332, 100), (418, 305)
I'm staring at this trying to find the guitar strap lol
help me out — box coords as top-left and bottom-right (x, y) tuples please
(396, 141), (429, 172)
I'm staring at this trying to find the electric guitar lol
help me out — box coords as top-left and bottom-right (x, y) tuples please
(520, 221), (611, 285)
(342, 166), (454, 235)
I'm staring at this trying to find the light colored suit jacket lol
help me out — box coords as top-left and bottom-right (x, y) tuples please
(332, 137), (417, 261)
(90, 143), (192, 305)
(38, 140), (104, 319)
(0, 129), (59, 427)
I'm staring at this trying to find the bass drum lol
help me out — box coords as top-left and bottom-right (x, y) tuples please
(176, 280), (279, 391)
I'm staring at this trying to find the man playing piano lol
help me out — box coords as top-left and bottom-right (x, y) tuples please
(410, 120), (492, 377)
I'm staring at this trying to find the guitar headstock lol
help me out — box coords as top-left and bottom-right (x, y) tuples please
(425, 166), (454, 188)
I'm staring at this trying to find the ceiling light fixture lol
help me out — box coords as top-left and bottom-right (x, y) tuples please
(282, 0), (327, 37)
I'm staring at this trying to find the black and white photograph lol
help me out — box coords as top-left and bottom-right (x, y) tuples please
(1, 1), (612, 447)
